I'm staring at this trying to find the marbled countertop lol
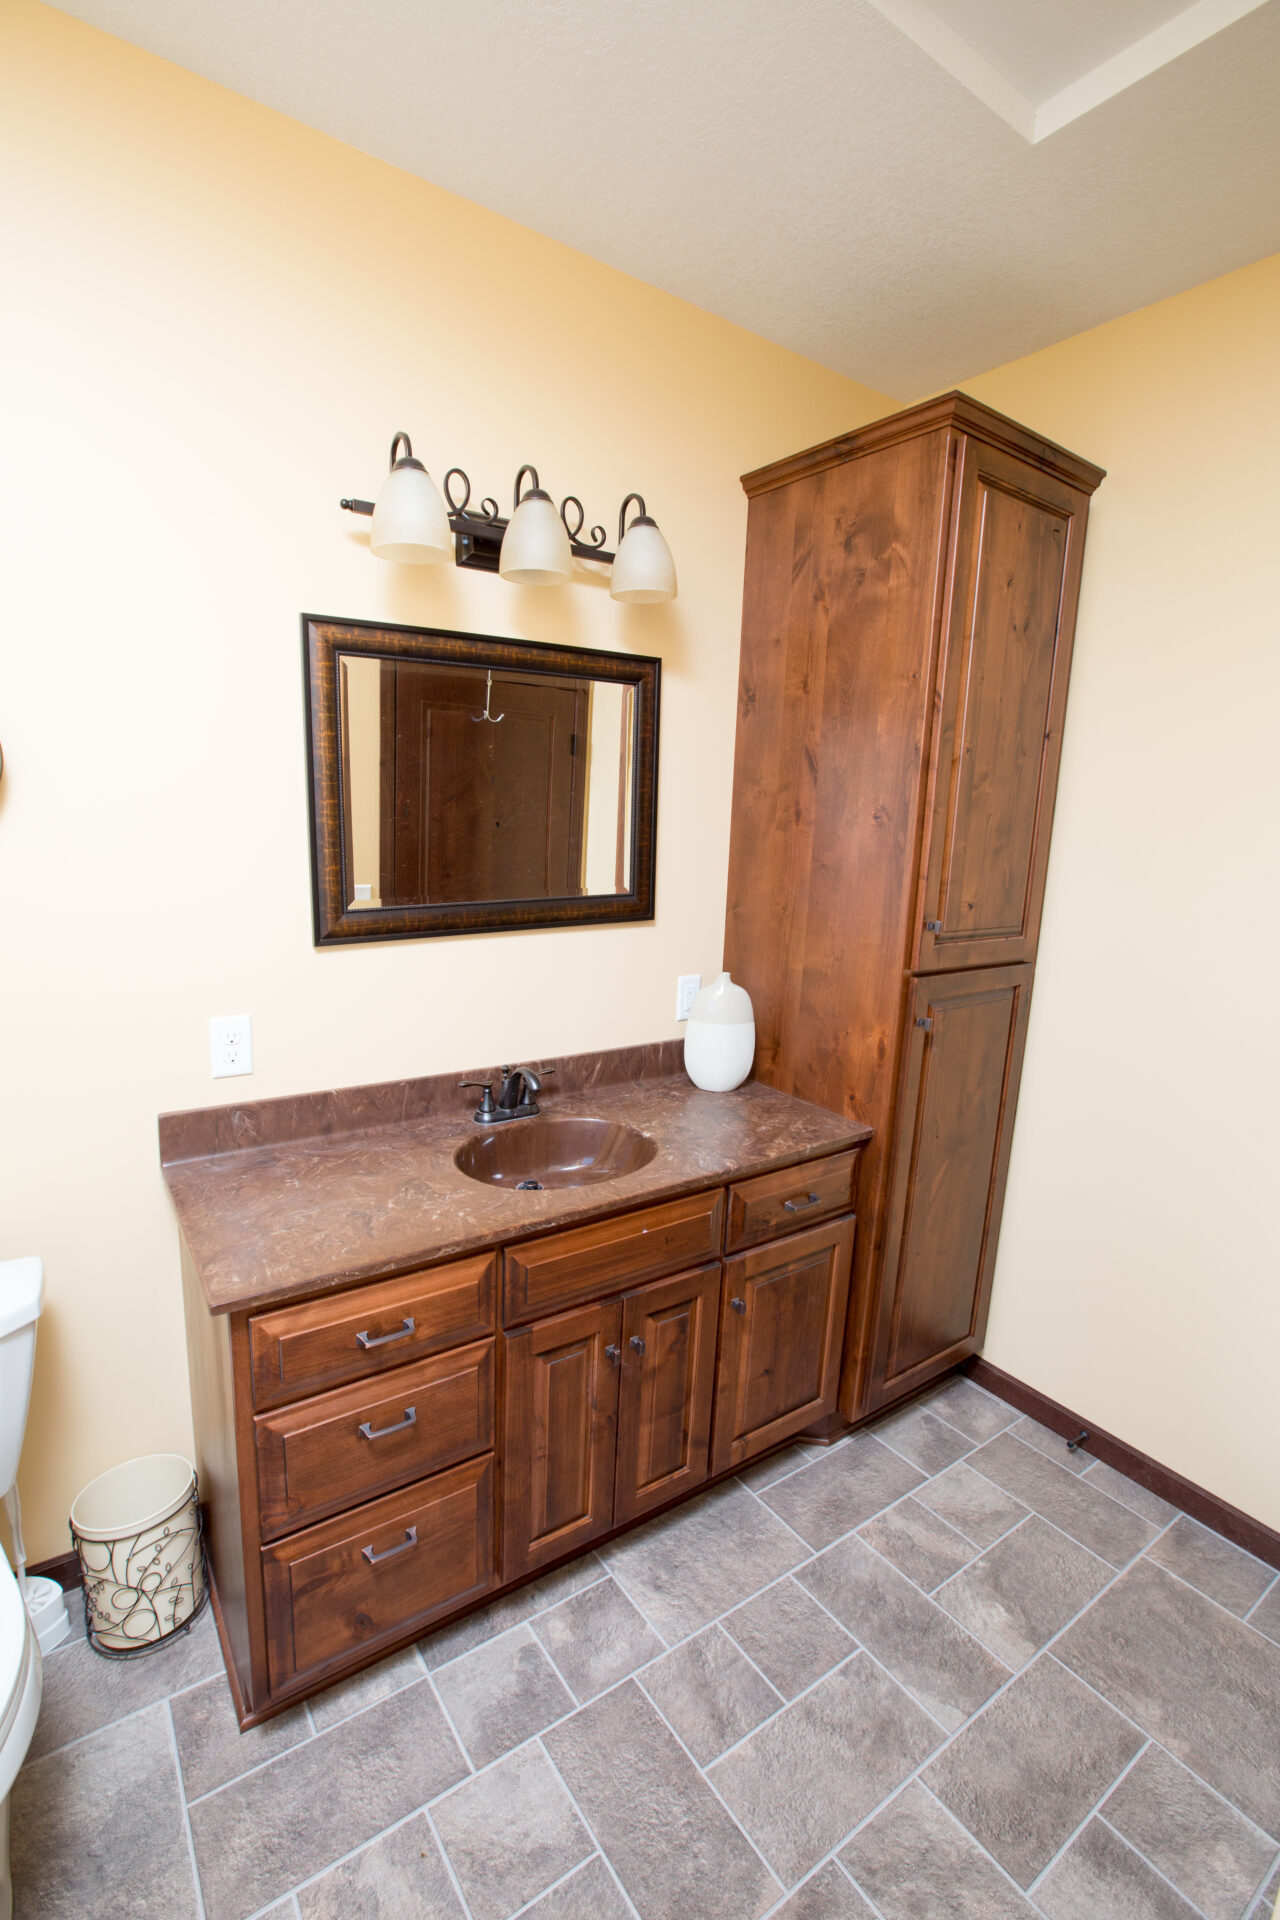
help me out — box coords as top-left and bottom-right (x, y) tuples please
(163, 1059), (868, 1316)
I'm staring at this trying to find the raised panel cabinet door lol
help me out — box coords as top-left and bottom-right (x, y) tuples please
(502, 1298), (622, 1580)
(614, 1264), (721, 1527)
(868, 965), (1033, 1409)
(915, 438), (1092, 973)
(711, 1216), (854, 1474)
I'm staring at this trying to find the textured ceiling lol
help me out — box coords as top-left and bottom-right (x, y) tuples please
(46, 0), (1280, 395)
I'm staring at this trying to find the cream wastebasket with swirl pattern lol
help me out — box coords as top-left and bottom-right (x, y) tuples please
(70, 1455), (206, 1653)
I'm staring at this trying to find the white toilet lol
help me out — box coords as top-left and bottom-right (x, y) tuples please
(1, 1258), (51, 1920)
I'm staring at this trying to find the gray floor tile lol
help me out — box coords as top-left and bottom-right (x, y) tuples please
(432, 1743), (591, 1920)
(709, 1654), (941, 1885)
(1146, 1517), (1277, 1617)
(522, 1855), (632, 1918)
(773, 1861), (877, 1917)
(296, 1815), (465, 1919)
(858, 1496), (978, 1592)
(921, 1377), (1019, 1442)
(418, 1554), (607, 1669)
(1035, 1818), (1200, 1919)
(934, 1514), (1113, 1668)
(874, 1404), (975, 1475)
(309, 1645), (425, 1730)
(1249, 1858), (1280, 1919)
(533, 1576), (665, 1701)
(967, 1432), (1158, 1567)
(760, 1433), (925, 1551)
(1007, 1414), (1092, 1474)
(839, 1781), (1038, 1917)
(639, 1625), (781, 1764)
(798, 1533), (1010, 1731)
(1103, 1743), (1279, 1920)
(432, 1624), (574, 1767)
(171, 1671), (311, 1800)
(189, 1677), (467, 1920)
(736, 1443), (819, 1492)
(11, 1702), (199, 1919)
(1248, 1579), (1280, 1645)
(724, 1576), (856, 1700)
(545, 1678), (779, 1920)
(1055, 1558), (1280, 1837)
(1081, 1459), (1179, 1527)
(922, 1654), (1143, 1887)
(601, 1481), (806, 1643)
(914, 1460), (1030, 1549)
(27, 1605), (224, 1759)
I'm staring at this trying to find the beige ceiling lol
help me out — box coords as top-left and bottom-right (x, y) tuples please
(47, 0), (1280, 395)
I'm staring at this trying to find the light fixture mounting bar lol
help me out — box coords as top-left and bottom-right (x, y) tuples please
(339, 492), (617, 572)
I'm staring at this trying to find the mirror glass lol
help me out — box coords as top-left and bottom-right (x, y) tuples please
(304, 618), (659, 943)
(339, 656), (635, 909)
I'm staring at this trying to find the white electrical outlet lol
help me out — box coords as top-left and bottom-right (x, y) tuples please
(676, 973), (702, 1022)
(210, 1014), (253, 1078)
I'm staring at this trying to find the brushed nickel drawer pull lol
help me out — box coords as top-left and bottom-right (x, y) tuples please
(730, 1297), (747, 1314)
(358, 1406), (417, 1441)
(356, 1317), (416, 1350)
(362, 1526), (418, 1565)
(630, 1335), (646, 1355)
(783, 1192), (820, 1212)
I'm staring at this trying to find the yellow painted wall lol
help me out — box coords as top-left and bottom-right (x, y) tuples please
(965, 252), (1280, 1528)
(0, 2), (894, 1559)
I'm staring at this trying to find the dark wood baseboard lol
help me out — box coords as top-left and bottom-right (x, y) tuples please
(27, 1548), (80, 1591)
(966, 1358), (1280, 1573)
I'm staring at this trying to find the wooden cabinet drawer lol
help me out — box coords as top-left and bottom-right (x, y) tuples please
(261, 1455), (494, 1695)
(254, 1339), (494, 1540)
(249, 1254), (496, 1410)
(725, 1151), (860, 1252)
(504, 1190), (724, 1327)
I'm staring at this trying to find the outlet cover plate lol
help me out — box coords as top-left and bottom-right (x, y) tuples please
(210, 1013), (253, 1078)
(676, 974), (702, 1022)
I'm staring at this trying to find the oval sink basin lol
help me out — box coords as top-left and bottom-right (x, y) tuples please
(453, 1116), (657, 1189)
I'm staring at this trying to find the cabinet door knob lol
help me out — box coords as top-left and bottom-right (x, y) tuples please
(915, 1015), (933, 1031)
(356, 1316), (416, 1350)
(361, 1525), (418, 1565)
(358, 1407), (417, 1441)
(730, 1297), (747, 1314)
(630, 1335), (646, 1355)
(605, 1344), (621, 1364)
(924, 918), (943, 934)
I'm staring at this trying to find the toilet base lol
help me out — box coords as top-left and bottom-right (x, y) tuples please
(22, 1577), (69, 1655)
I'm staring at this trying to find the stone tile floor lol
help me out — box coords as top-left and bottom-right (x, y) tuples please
(13, 1376), (1280, 1920)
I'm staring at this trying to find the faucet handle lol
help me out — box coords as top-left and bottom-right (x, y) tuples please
(459, 1081), (498, 1123)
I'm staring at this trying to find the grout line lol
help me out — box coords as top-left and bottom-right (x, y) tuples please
(524, 1617), (585, 1706)
(911, 1776), (1055, 1913)
(164, 1699), (208, 1920)
(1093, 1812), (1217, 1920)
(535, 1740), (643, 1920)
(504, 1853), (609, 1919)
(1245, 1569), (1280, 1621)
(424, 1801), (479, 1920)
(303, 1699), (318, 1736)
(1021, 1734), (1154, 1898)
(1132, 1542), (1280, 1626)
(698, 1618), (788, 1709)
(421, 1665), (479, 1776)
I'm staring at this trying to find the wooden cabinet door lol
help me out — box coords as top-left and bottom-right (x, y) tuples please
(711, 1217), (854, 1473)
(614, 1264), (720, 1527)
(502, 1299), (621, 1580)
(867, 965), (1033, 1409)
(915, 439), (1092, 973)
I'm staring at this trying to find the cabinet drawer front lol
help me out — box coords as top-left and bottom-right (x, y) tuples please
(726, 1151), (860, 1252)
(249, 1254), (496, 1409)
(255, 1339), (494, 1539)
(261, 1456), (494, 1695)
(504, 1191), (724, 1326)
(711, 1215), (854, 1473)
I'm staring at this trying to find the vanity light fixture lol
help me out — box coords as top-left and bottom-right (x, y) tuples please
(341, 434), (677, 602)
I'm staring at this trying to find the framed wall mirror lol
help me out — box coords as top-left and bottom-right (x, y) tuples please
(303, 616), (660, 944)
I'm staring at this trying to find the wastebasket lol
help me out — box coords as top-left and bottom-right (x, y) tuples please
(69, 1453), (206, 1656)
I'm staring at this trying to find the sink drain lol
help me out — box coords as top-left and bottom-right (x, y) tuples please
(516, 1179), (543, 1191)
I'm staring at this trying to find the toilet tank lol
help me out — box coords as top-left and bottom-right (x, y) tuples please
(0, 1259), (44, 1499)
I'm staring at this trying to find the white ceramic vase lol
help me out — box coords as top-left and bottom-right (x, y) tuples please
(684, 972), (755, 1092)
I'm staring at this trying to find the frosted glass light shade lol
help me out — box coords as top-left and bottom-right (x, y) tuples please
(370, 460), (454, 564)
(684, 972), (755, 1092)
(499, 489), (573, 585)
(610, 516), (676, 604)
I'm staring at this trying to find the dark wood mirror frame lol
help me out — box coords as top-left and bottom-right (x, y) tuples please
(303, 614), (660, 945)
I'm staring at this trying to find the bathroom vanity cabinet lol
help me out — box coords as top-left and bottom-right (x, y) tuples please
(725, 392), (1104, 1423)
(166, 1064), (866, 1724)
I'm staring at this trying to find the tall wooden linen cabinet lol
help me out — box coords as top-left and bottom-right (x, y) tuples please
(723, 392), (1104, 1425)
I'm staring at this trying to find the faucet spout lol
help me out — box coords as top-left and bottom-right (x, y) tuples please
(493, 1063), (553, 1120)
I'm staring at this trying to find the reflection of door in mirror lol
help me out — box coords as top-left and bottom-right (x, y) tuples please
(339, 656), (635, 910)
